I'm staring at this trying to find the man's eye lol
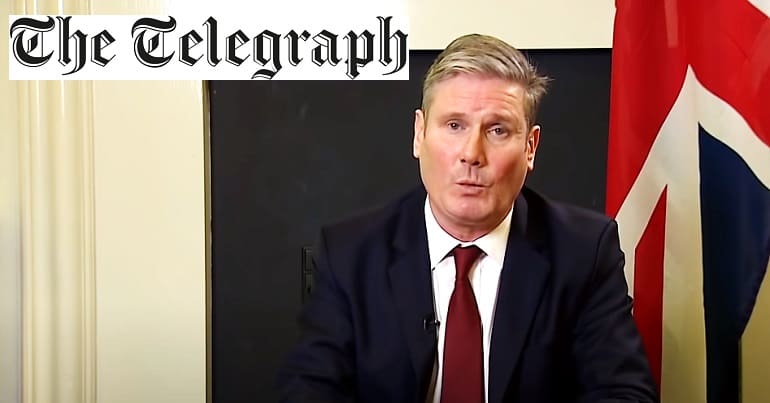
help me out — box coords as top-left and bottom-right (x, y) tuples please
(490, 127), (507, 136)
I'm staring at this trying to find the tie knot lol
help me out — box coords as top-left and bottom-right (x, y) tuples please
(452, 245), (483, 279)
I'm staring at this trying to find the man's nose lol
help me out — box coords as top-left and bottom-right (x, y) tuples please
(460, 130), (485, 166)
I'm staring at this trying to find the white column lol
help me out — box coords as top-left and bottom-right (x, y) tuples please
(12, 0), (97, 402)
(1, 2), (23, 403)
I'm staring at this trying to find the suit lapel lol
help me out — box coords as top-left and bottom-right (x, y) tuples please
(488, 193), (551, 403)
(387, 188), (437, 399)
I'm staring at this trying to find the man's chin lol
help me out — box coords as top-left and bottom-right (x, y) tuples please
(447, 209), (493, 228)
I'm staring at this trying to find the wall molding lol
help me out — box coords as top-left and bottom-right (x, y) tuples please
(15, 1), (96, 403)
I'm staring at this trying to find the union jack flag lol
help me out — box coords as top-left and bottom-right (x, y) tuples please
(606, 1), (770, 402)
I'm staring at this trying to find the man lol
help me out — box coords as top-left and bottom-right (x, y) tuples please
(277, 34), (659, 403)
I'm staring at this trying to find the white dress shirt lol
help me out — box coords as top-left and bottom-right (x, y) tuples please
(425, 197), (512, 403)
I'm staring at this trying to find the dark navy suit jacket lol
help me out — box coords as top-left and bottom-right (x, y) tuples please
(277, 185), (659, 403)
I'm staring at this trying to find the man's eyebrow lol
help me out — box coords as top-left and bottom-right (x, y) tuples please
(435, 111), (468, 121)
(485, 112), (522, 126)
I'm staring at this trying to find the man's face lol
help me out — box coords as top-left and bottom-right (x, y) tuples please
(413, 74), (540, 240)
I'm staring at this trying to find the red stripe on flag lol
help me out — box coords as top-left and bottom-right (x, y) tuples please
(606, 0), (687, 217)
(633, 188), (667, 388)
(686, 0), (770, 148)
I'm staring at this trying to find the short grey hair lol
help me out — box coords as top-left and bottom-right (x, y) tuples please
(421, 34), (550, 127)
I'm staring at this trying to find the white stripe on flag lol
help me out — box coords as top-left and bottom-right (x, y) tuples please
(748, 0), (770, 18)
(695, 76), (770, 188)
(615, 68), (732, 403)
(657, 68), (707, 403)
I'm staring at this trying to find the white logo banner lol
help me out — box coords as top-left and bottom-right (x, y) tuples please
(8, 13), (409, 80)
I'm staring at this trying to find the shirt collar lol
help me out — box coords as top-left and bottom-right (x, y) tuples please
(424, 196), (512, 269)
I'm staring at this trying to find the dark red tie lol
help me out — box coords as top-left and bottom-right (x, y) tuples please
(441, 245), (484, 403)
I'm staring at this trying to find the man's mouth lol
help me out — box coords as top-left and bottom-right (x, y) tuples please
(457, 181), (485, 187)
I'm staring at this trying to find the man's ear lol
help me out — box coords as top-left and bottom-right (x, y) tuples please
(413, 109), (425, 159)
(526, 125), (540, 171)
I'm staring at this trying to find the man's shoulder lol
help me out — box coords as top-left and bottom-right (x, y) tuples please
(521, 186), (616, 240)
(319, 185), (425, 245)
(521, 187), (623, 278)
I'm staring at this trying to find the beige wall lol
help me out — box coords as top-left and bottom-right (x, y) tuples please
(4, 1), (769, 403)
(408, 0), (614, 49)
(90, 78), (207, 403)
(92, 5), (207, 403)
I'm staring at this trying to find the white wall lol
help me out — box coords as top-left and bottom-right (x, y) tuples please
(90, 81), (208, 403)
(89, 0), (209, 400)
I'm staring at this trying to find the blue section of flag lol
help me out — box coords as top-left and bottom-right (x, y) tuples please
(699, 126), (770, 403)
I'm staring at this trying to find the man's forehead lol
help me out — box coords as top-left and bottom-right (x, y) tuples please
(426, 74), (525, 107)
(426, 76), (526, 118)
